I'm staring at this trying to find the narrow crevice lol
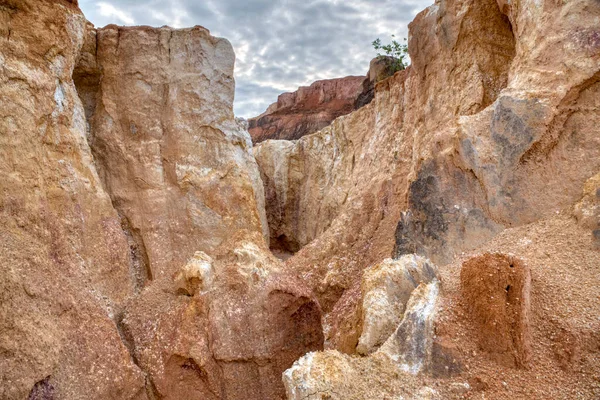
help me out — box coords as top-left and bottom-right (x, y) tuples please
(73, 32), (153, 291)
(115, 312), (162, 400)
(119, 211), (153, 290)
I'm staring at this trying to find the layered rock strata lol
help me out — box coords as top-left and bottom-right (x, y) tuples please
(248, 57), (398, 144)
(249, 75), (366, 143)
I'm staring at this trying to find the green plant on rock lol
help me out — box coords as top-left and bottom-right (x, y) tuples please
(372, 35), (408, 73)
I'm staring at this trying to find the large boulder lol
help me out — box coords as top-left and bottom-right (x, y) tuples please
(357, 255), (438, 355)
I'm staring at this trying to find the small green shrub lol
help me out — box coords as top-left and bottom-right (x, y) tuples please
(372, 35), (408, 73)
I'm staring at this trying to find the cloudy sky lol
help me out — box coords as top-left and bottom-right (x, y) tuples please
(79, 0), (432, 118)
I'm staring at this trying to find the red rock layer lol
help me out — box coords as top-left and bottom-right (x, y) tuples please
(248, 76), (366, 143)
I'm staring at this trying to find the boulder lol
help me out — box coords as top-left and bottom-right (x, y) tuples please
(357, 255), (438, 355)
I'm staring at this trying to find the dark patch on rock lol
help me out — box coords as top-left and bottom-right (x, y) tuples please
(28, 377), (54, 400)
(429, 341), (462, 378)
(491, 97), (540, 165)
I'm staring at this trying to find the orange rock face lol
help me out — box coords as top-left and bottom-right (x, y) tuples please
(2, 0), (600, 399)
(0, 1), (144, 398)
(1, 2), (319, 399)
(248, 76), (366, 143)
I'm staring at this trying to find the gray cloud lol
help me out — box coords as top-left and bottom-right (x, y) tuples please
(79, 0), (432, 118)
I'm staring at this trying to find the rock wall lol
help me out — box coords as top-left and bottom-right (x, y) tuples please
(0, 1), (145, 398)
(248, 57), (399, 144)
(248, 75), (366, 143)
(0, 1), (319, 399)
(78, 23), (269, 280)
(255, 0), (600, 383)
(2, 0), (600, 399)
(265, 0), (600, 397)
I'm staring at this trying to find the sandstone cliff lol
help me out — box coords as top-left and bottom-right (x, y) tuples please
(248, 75), (366, 143)
(255, 0), (600, 397)
(1, 0), (600, 399)
(248, 57), (398, 144)
(0, 1), (320, 399)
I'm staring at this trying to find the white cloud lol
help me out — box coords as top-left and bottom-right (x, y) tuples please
(96, 2), (135, 25)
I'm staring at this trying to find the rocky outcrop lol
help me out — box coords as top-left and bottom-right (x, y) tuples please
(248, 57), (399, 144)
(122, 233), (323, 400)
(248, 75), (365, 143)
(283, 280), (455, 400)
(78, 24), (268, 280)
(1, 2), (315, 399)
(3, 0), (600, 398)
(0, 1), (145, 398)
(253, 0), (600, 397)
(255, 0), (598, 311)
(357, 255), (438, 355)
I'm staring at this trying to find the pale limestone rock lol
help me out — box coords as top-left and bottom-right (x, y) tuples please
(377, 281), (440, 374)
(283, 281), (444, 400)
(81, 25), (268, 280)
(173, 251), (214, 296)
(357, 255), (438, 355)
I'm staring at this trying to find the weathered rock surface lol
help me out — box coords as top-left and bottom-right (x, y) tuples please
(3, 0), (600, 398)
(255, 0), (599, 335)
(78, 24), (268, 280)
(283, 280), (450, 400)
(253, 0), (600, 397)
(248, 76), (365, 143)
(249, 57), (399, 144)
(122, 232), (323, 400)
(1, 2), (309, 399)
(0, 1), (145, 398)
(460, 253), (531, 368)
(357, 255), (438, 355)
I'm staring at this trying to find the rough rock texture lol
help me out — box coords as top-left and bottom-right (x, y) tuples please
(255, 0), (599, 343)
(248, 76), (365, 143)
(0, 1), (145, 398)
(460, 253), (531, 368)
(357, 255), (438, 355)
(249, 57), (398, 144)
(1, 2), (315, 399)
(354, 56), (400, 109)
(79, 24), (268, 280)
(574, 172), (600, 249)
(3, 0), (600, 398)
(122, 232), (323, 400)
(283, 281), (455, 400)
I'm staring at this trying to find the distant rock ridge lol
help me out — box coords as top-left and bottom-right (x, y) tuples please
(248, 57), (398, 143)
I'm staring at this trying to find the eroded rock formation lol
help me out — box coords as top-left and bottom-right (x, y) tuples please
(2, 0), (600, 398)
(249, 75), (365, 143)
(254, 0), (600, 397)
(248, 57), (397, 143)
(0, 1), (317, 399)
